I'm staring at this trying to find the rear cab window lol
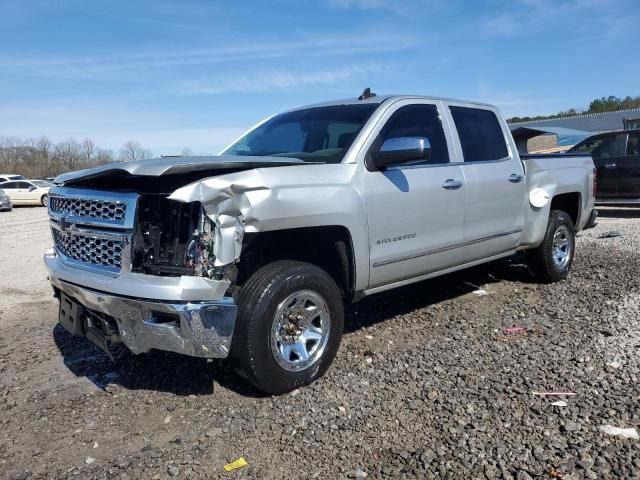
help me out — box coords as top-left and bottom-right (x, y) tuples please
(449, 106), (509, 162)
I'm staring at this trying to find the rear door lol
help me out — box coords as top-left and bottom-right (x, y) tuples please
(0, 181), (22, 204)
(616, 131), (640, 198)
(570, 134), (620, 197)
(362, 100), (466, 288)
(446, 104), (525, 262)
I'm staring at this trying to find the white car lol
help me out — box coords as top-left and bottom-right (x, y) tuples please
(0, 174), (26, 183)
(0, 179), (54, 206)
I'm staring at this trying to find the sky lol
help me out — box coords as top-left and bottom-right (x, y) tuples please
(0, 0), (638, 155)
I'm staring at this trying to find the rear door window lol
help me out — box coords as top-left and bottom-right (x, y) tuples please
(449, 106), (509, 162)
(1, 182), (17, 189)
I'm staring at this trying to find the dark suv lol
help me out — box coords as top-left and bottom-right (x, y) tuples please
(568, 129), (640, 204)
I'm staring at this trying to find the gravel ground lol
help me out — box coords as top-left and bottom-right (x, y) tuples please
(1, 206), (639, 479)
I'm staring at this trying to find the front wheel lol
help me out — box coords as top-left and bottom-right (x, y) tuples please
(41, 194), (49, 207)
(526, 209), (575, 283)
(231, 260), (344, 394)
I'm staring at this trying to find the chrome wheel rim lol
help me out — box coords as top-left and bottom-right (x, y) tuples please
(552, 225), (572, 269)
(270, 289), (331, 372)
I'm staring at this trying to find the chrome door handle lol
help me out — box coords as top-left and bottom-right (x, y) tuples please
(605, 163), (617, 169)
(442, 179), (463, 190)
(508, 173), (524, 183)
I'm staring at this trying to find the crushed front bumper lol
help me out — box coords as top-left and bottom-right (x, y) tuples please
(46, 250), (237, 359)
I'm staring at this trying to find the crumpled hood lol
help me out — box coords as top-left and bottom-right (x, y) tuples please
(54, 155), (312, 185)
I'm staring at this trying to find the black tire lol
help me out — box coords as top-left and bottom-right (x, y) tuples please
(526, 209), (575, 283)
(231, 260), (344, 395)
(41, 195), (49, 207)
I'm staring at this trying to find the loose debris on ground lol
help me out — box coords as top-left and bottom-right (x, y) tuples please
(1, 207), (640, 479)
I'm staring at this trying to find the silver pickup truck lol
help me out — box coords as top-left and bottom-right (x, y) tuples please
(45, 92), (597, 394)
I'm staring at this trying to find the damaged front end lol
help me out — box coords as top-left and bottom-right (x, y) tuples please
(45, 187), (244, 359)
(131, 195), (240, 284)
(44, 157), (296, 359)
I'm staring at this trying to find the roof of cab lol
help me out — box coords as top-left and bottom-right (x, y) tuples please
(288, 94), (498, 112)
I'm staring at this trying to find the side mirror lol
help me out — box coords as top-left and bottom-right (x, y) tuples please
(29, 186), (37, 192)
(371, 137), (431, 169)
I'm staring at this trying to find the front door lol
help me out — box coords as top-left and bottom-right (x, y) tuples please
(13, 181), (34, 204)
(617, 131), (640, 198)
(362, 100), (466, 288)
(573, 134), (620, 197)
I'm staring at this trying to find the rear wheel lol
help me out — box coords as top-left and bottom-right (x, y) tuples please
(526, 209), (575, 283)
(41, 194), (49, 207)
(231, 260), (344, 394)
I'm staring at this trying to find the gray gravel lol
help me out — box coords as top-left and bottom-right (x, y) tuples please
(1, 207), (640, 479)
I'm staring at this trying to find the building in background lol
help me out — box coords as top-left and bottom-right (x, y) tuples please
(509, 108), (640, 153)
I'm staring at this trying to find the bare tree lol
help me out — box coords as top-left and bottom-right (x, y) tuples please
(119, 141), (153, 162)
(80, 139), (97, 164)
(95, 148), (115, 164)
(0, 136), (148, 178)
(54, 138), (82, 171)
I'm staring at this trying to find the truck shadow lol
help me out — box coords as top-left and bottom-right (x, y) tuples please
(344, 253), (533, 334)
(53, 254), (533, 398)
(52, 324), (262, 397)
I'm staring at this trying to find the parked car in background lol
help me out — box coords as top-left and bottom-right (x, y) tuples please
(568, 129), (640, 204)
(0, 174), (26, 183)
(0, 188), (12, 211)
(0, 179), (54, 206)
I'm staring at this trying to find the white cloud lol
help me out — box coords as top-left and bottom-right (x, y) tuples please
(171, 64), (383, 96)
(0, 33), (416, 80)
(327, 0), (441, 15)
(328, 0), (394, 9)
(481, 0), (637, 38)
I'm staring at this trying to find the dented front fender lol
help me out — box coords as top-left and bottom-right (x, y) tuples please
(167, 164), (370, 290)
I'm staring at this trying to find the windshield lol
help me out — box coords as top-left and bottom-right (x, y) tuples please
(31, 180), (53, 188)
(9, 175), (25, 180)
(222, 104), (380, 163)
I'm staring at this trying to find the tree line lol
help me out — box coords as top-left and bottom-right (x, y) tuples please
(507, 95), (640, 123)
(0, 137), (154, 179)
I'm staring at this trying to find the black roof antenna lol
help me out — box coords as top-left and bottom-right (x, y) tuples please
(358, 87), (376, 100)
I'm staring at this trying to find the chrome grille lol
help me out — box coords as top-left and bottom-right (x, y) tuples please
(49, 196), (127, 223)
(53, 229), (123, 271)
(48, 187), (138, 276)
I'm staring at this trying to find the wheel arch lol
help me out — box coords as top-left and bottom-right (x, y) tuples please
(237, 225), (357, 300)
(550, 192), (581, 226)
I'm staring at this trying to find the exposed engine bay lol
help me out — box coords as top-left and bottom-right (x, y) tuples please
(131, 195), (234, 281)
